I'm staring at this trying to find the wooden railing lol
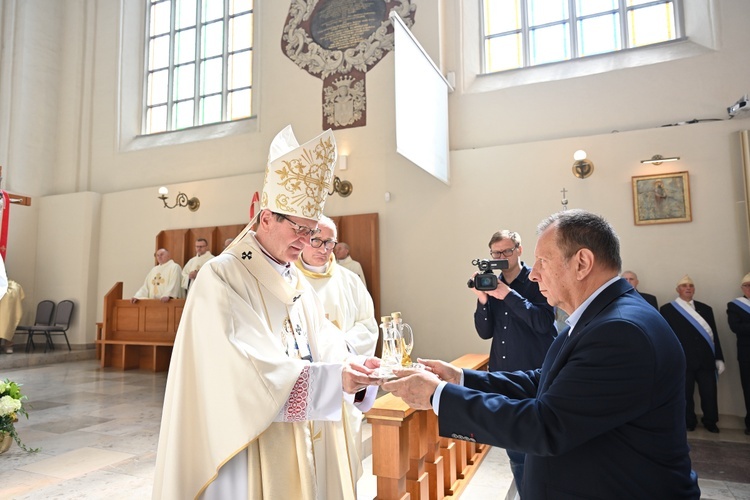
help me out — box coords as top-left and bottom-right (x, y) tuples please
(365, 353), (490, 500)
(98, 282), (184, 372)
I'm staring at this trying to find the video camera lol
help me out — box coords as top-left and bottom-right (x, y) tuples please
(467, 258), (509, 291)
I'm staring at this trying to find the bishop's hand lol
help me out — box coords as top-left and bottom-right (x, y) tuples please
(342, 357), (382, 394)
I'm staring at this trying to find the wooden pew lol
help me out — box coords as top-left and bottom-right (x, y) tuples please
(365, 354), (490, 500)
(98, 282), (183, 372)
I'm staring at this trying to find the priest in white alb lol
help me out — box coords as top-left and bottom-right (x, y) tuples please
(152, 125), (382, 500)
(296, 215), (379, 484)
(334, 242), (367, 286)
(131, 248), (183, 303)
(181, 237), (214, 293)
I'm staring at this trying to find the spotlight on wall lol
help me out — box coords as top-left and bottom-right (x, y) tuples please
(157, 186), (201, 211)
(640, 154), (680, 165)
(572, 150), (594, 179)
(329, 176), (353, 197)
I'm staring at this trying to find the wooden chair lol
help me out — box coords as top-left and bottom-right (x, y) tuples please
(28, 300), (74, 352)
(14, 300), (55, 352)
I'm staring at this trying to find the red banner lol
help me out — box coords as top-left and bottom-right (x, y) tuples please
(249, 191), (260, 220)
(0, 191), (9, 260)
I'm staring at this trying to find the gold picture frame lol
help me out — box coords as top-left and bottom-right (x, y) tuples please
(632, 171), (692, 225)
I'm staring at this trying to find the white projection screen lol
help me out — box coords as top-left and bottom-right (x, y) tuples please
(391, 11), (452, 184)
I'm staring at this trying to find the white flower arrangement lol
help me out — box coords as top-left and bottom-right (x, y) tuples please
(0, 378), (39, 452)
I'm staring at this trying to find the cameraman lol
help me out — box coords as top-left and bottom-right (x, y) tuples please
(471, 229), (557, 497)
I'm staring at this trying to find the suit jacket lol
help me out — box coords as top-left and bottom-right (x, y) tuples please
(661, 300), (723, 370)
(727, 300), (750, 350)
(439, 278), (699, 499)
(638, 290), (659, 309)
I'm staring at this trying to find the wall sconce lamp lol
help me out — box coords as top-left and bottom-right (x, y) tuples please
(572, 150), (594, 179)
(640, 154), (680, 165)
(329, 176), (353, 197)
(157, 186), (201, 212)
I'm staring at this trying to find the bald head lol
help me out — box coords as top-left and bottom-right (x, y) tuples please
(334, 242), (350, 260)
(155, 248), (171, 265)
(621, 271), (639, 289)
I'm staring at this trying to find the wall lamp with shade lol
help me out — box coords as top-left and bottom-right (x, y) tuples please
(157, 186), (201, 212)
(640, 154), (680, 165)
(572, 150), (594, 179)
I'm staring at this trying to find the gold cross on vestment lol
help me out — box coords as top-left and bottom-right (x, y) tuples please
(150, 272), (165, 296)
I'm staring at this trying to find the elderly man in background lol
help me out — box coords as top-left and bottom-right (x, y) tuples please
(181, 238), (213, 294)
(153, 126), (381, 500)
(661, 275), (725, 433)
(334, 242), (367, 286)
(296, 214), (379, 485)
(727, 272), (750, 435)
(384, 210), (700, 499)
(131, 248), (183, 303)
(621, 270), (658, 309)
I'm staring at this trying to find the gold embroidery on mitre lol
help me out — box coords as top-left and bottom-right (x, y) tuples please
(260, 126), (336, 220)
(272, 135), (335, 219)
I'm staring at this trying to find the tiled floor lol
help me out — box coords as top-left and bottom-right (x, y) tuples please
(1, 351), (749, 499)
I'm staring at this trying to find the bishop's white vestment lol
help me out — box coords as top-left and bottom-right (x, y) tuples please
(153, 232), (374, 500)
(133, 259), (183, 299)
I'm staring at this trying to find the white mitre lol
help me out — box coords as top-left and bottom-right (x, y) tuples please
(260, 125), (337, 221)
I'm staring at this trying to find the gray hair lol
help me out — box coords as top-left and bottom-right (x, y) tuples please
(537, 209), (621, 272)
(317, 215), (337, 238)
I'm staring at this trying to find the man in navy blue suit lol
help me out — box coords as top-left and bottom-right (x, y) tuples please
(384, 209), (700, 499)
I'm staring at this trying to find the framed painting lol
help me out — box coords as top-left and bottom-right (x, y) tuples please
(632, 171), (692, 225)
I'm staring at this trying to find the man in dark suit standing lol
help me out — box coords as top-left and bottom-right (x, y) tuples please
(384, 210), (699, 499)
(661, 275), (725, 433)
(622, 270), (658, 309)
(727, 272), (750, 435)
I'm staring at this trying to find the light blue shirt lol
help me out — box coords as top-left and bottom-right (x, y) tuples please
(564, 276), (620, 336)
(432, 275), (621, 415)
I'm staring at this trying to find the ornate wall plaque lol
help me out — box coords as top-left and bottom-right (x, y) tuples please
(282, 0), (417, 130)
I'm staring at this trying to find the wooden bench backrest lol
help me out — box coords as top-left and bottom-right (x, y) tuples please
(102, 282), (184, 343)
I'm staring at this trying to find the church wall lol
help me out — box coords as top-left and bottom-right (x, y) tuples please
(36, 191), (101, 348)
(2, 0), (749, 422)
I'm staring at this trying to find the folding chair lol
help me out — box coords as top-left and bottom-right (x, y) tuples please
(14, 300), (55, 352)
(28, 300), (74, 352)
